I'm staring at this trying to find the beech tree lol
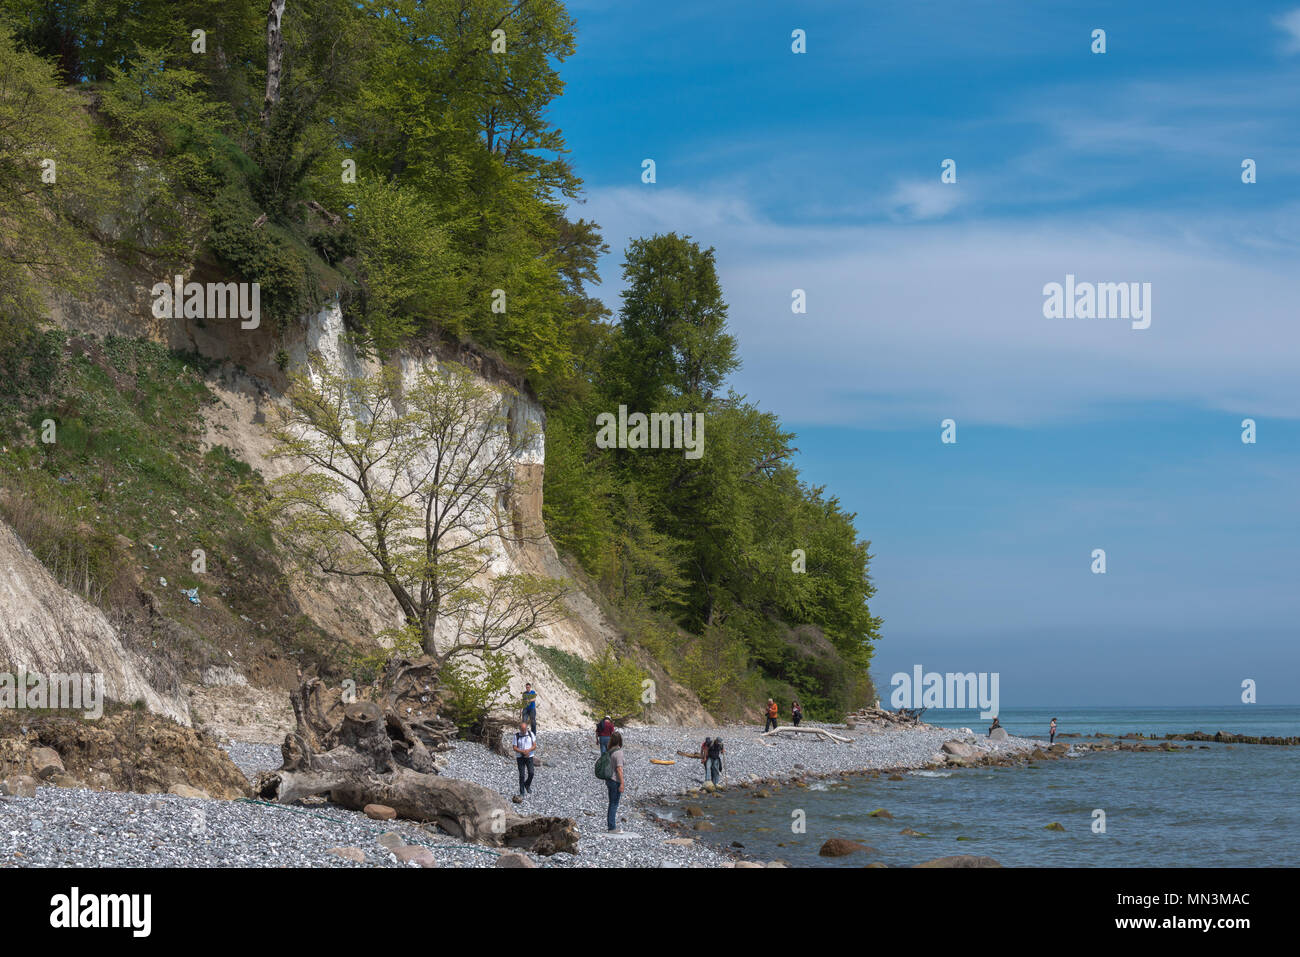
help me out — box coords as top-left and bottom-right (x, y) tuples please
(263, 354), (569, 662)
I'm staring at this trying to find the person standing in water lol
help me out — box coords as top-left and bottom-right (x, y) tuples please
(1049, 717), (1057, 744)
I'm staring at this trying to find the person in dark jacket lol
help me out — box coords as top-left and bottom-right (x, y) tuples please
(596, 715), (614, 752)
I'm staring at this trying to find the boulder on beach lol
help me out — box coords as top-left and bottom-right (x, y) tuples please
(989, 727), (1009, 741)
(942, 741), (978, 759)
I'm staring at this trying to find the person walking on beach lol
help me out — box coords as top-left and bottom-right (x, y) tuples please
(1049, 717), (1057, 744)
(791, 701), (802, 726)
(521, 683), (538, 734)
(604, 731), (625, 832)
(700, 736), (712, 781)
(764, 699), (779, 732)
(706, 736), (724, 786)
(596, 715), (614, 752)
(513, 721), (536, 799)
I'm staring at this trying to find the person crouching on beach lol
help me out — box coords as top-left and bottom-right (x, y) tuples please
(605, 731), (625, 832)
(988, 716), (1001, 736)
(513, 721), (536, 799)
(764, 699), (778, 732)
(596, 714), (614, 752)
(1049, 717), (1057, 744)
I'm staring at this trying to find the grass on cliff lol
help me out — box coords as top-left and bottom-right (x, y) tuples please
(0, 324), (338, 678)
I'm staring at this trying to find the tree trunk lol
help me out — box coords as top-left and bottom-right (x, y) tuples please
(255, 671), (577, 856)
(261, 0), (287, 127)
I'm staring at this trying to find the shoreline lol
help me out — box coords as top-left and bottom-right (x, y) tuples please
(1, 719), (1225, 869)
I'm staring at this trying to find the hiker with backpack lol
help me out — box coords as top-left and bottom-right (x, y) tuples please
(596, 715), (614, 752)
(706, 737), (725, 786)
(764, 699), (779, 732)
(700, 736), (712, 782)
(512, 721), (536, 799)
(594, 730), (625, 832)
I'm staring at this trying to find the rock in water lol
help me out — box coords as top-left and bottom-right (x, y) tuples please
(914, 855), (1002, 868)
(819, 838), (875, 857)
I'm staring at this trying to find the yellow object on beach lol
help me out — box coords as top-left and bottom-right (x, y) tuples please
(649, 758), (676, 765)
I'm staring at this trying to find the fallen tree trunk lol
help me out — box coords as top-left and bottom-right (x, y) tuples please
(255, 664), (578, 856)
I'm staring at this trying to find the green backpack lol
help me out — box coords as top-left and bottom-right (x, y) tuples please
(594, 747), (619, 780)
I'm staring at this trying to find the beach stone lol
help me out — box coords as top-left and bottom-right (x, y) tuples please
(327, 847), (366, 863)
(865, 862), (889, 868)
(684, 805), (705, 818)
(989, 727), (1009, 741)
(914, 855), (1002, 868)
(392, 845), (436, 867)
(376, 832), (404, 850)
(735, 861), (764, 868)
(495, 853), (536, 868)
(694, 822), (716, 831)
(31, 747), (65, 780)
(0, 775), (38, 798)
(364, 804), (397, 821)
(819, 839), (874, 857)
(49, 771), (83, 788)
(664, 838), (694, 846)
(765, 860), (788, 868)
(168, 784), (210, 799)
(941, 741), (978, 759)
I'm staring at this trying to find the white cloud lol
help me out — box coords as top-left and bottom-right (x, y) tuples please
(885, 180), (963, 222)
(1278, 8), (1300, 53)
(580, 187), (1300, 428)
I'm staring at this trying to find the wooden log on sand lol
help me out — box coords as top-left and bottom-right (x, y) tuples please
(759, 728), (852, 743)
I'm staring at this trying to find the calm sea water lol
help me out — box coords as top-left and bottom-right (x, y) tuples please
(668, 706), (1300, 867)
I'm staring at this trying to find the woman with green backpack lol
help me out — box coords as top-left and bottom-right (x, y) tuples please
(595, 731), (625, 832)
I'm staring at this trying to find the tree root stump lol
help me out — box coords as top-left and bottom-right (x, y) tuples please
(255, 667), (577, 856)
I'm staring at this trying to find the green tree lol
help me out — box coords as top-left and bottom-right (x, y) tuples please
(262, 354), (570, 662)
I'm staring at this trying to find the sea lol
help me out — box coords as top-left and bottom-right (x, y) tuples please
(672, 706), (1300, 867)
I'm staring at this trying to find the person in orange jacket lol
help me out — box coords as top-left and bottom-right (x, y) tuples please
(764, 698), (779, 732)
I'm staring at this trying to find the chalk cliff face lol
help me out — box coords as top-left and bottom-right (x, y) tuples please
(0, 521), (190, 723)
(25, 286), (709, 732)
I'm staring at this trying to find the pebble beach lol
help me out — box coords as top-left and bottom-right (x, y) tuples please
(0, 722), (1045, 868)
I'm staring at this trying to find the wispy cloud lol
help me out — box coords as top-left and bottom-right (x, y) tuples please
(1277, 8), (1300, 53)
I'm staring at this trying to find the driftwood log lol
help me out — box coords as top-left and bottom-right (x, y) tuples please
(254, 659), (578, 856)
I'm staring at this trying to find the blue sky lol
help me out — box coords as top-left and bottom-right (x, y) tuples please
(551, 1), (1300, 707)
